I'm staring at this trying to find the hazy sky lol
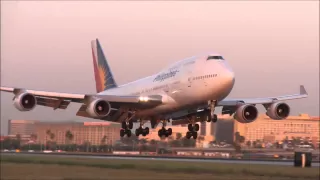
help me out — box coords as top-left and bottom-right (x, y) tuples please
(1, 1), (319, 135)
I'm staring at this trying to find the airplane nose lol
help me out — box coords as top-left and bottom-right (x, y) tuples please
(222, 68), (235, 88)
(225, 70), (235, 84)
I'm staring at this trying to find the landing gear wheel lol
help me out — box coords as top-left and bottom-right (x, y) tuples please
(142, 128), (147, 136)
(186, 132), (192, 139)
(165, 132), (169, 137)
(144, 127), (150, 135)
(136, 127), (149, 137)
(135, 128), (141, 136)
(194, 124), (199, 131)
(212, 114), (218, 123)
(120, 129), (125, 137)
(121, 122), (127, 129)
(192, 131), (198, 139)
(158, 127), (172, 138)
(128, 121), (133, 129)
(167, 128), (172, 136)
(126, 129), (132, 137)
(188, 124), (193, 131)
(158, 128), (164, 137)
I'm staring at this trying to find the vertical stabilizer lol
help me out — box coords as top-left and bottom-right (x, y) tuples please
(91, 38), (118, 93)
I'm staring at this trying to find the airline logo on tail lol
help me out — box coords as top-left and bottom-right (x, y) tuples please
(91, 39), (118, 93)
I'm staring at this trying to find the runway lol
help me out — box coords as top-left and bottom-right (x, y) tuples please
(3, 152), (320, 167)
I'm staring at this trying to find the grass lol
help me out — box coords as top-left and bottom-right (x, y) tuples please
(1, 154), (319, 180)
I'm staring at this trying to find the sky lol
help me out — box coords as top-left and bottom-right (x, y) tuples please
(1, 1), (319, 135)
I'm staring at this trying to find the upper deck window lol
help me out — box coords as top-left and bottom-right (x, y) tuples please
(207, 56), (224, 60)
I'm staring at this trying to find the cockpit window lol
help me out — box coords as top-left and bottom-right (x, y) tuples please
(207, 56), (224, 60)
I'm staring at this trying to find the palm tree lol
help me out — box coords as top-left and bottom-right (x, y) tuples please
(16, 134), (21, 149)
(65, 130), (74, 150)
(197, 135), (205, 147)
(101, 135), (107, 145)
(46, 129), (51, 149)
(176, 133), (182, 140)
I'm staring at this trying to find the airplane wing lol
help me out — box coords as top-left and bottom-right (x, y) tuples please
(0, 87), (163, 110)
(218, 85), (308, 106)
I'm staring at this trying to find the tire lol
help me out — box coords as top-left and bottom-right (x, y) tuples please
(126, 130), (132, 137)
(129, 121), (133, 129)
(167, 128), (172, 135)
(192, 131), (198, 139)
(186, 132), (192, 139)
(194, 124), (199, 131)
(120, 129), (125, 137)
(188, 124), (193, 131)
(145, 127), (150, 134)
(121, 122), (127, 129)
(212, 114), (218, 123)
(135, 129), (140, 136)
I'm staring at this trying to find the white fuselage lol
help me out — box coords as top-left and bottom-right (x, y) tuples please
(98, 54), (235, 118)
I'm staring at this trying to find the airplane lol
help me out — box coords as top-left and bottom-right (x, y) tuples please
(0, 38), (308, 139)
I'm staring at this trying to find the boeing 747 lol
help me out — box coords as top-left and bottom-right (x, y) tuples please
(0, 39), (308, 139)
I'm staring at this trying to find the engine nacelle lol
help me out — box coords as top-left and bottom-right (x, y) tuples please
(266, 102), (290, 120)
(13, 92), (37, 111)
(234, 104), (258, 123)
(86, 99), (111, 118)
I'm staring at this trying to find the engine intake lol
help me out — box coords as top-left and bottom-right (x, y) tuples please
(234, 104), (258, 123)
(13, 92), (37, 111)
(266, 102), (290, 120)
(86, 99), (111, 118)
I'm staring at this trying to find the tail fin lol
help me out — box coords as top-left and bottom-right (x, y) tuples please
(91, 38), (118, 93)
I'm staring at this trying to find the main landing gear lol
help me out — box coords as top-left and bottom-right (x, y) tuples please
(186, 117), (199, 139)
(120, 113), (134, 137)
(135, 121), (150, 137)
(158, 120), (172, 138)
(185, 100), (218, 139)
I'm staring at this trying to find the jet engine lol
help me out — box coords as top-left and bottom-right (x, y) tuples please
(234, 104), (258, 123)
(13, 92), (37, 111)
(266, 102), (290, 120)
(86, 99), (111, 118)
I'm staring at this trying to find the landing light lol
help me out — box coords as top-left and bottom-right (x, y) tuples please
(139, 96), (149, 102)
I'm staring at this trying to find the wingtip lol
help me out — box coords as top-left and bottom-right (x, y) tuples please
(300, 85), (307, 95)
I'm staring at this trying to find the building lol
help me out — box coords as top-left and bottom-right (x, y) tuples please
(234, 114), (320, 143)
(8, 119), (36, 136)
(34, 121), (121, 145)
(214, 119), (235, 143)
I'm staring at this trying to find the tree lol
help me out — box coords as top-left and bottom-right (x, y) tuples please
(101, 135), (107, 145)
(239, 136), (245, 143)
(246, 141), (251, 147)
(181, 137), (196, 147)
(14, 134), (22, 149)
(252, 141), (257, 148)
(176, 133), (182, 140)
(50, 133), (55, 141)
(149, 139), (157, 145)
(197, 135), (205, 147)
(65, 130), (74, 150)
